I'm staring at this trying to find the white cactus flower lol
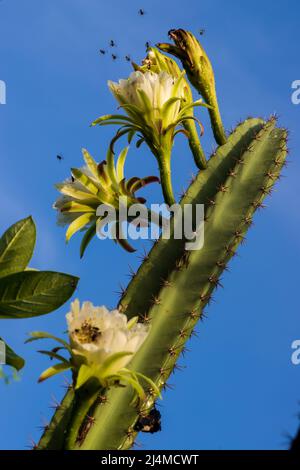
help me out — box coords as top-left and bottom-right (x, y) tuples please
(108, 71), (185, 132)
(92, 70), (206, 206)
(53, 147), (159, 256)
(32, 299), (159, 398)
(67, 300), (149, 382)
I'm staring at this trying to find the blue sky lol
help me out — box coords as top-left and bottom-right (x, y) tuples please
(0, 0), (300, 450)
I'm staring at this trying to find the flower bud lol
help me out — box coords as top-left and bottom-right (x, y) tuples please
(158, 29), (227, 146)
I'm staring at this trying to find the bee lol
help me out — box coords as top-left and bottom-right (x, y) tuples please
(110, 40), (116, 47)
(199, 29), (205, 35)
(138, 8), (145, 15)
(56, 154), (63, 161)
(99, 49), (106, 55)
(125, 55), (131, 62)
(111, 54), (117, 61)
(145, 41), (151, 49)
(134, 407), (161, 434)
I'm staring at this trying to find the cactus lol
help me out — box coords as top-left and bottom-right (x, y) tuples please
(35, 115), (288, 450)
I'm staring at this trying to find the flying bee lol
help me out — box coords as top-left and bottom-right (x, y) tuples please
(145, 41), (151, 49)
(99, 49), (106, 55)
(125, 55), (131, 62)
(134, 407), (161, 434)
(138, 8), (145, 15)
(199, 29), (205, 35)
(111, 54), (117, 61)
(110, 40), (116, 47)
(56, 154), (63, 161)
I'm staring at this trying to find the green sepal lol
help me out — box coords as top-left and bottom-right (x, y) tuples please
(71, 168), (99, 195)
(75, 351), (134, 389)
(37, 350), (70, 364)
(80, 222), (97, 259)
(66, 213), (95, 242)
(82, 148), (99, 179)
(38, 362), (72, 383)
(25, 331), (72, 353)
(55, 183), (99, 203)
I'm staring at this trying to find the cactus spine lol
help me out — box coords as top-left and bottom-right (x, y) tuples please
(36, 116), (288, 450)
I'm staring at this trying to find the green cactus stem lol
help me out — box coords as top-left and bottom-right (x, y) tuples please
(74, 117), (287, 450)
(36, 116), (287, 450)
(37, 386), (75, 450)
(118, 118), (264, 316)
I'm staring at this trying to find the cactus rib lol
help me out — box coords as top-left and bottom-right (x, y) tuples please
(37, 387), (75, 450)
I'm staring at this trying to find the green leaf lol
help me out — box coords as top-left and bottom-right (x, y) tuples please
(0, 271), (79, 319)
(0, 336), (25, 370)
(0, 216), (36, 279)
